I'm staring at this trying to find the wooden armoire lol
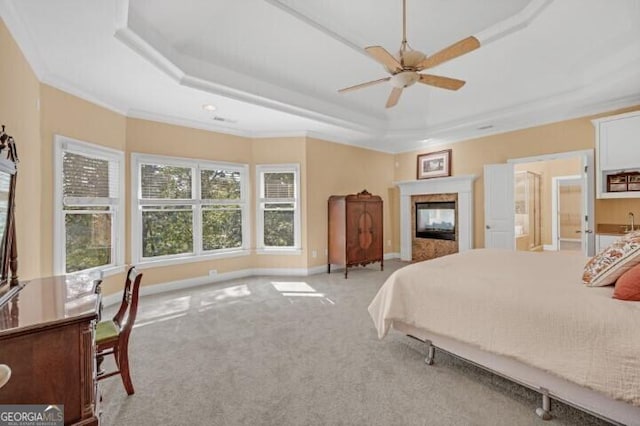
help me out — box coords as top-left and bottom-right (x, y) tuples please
(328, 190), (383, 278)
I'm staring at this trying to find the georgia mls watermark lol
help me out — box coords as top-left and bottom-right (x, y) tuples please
(0, 405), (63, 426)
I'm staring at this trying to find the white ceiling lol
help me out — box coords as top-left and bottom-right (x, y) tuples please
(2, 0), (640, 153)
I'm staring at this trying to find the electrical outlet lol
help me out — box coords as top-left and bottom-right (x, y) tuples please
(324, 248), (328, 256)
(209, 269), (217, 277)
(312, 250), (317, 258)
(387, 239), (392, 247)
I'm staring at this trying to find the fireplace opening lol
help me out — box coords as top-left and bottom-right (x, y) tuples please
(415, 201), (456, 241)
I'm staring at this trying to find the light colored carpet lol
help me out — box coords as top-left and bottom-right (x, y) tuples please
(100, 260), (611, 426)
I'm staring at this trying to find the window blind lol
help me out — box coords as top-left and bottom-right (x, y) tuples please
(263, 172), (295, 199)
(140, 164), (192, 199)
(63, 151), (118, 205)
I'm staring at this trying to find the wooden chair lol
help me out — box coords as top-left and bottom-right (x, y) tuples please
(95, 266), (142, 395)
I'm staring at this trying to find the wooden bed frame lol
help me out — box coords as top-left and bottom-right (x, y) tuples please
(393, 322), (640, 426)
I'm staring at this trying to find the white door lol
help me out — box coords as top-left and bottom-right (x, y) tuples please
(484, 164), (515, 249)
(582, 153), (596, 256)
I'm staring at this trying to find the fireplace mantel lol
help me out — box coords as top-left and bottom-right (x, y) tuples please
(396, 175), (476, 261)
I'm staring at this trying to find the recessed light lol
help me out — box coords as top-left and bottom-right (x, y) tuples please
(202, 104), (216, 112)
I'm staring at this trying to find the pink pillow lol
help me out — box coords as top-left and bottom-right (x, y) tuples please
(613, 263), (640, 301)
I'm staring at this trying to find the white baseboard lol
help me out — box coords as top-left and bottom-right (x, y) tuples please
(384, 252), (400, 260)
(101, 263), (366, 307)
(102, 268), (254, 307)
(307, 265), (329, 275)
(543, 244), (557, 251)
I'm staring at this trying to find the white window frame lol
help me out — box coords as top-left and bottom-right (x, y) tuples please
(53, 135), (125, 276)
(131, 153), (250, 268)
(256, 163), (301, 254)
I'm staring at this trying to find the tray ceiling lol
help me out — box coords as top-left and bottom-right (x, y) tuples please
(2, 0), (640, 152)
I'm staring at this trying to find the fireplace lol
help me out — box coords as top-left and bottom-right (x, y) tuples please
(397, 175), (474, 261)
(415, 201), (456, 241)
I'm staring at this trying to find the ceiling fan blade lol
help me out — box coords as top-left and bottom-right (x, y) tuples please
(338, 77), (391, 93)
(365, 46), (402, 73)
(416, 36), (480, 70)
(386, 87), (403, 108)
(418, 74), (466, 90)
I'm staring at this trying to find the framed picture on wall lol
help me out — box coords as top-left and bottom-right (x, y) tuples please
(417, 149), (452, 179)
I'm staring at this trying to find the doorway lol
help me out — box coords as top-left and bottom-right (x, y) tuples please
(553, 176), (583, 251)
(498, 150), (594, 256)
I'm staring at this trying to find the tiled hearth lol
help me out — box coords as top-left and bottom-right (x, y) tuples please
(396, 175), (476, 262)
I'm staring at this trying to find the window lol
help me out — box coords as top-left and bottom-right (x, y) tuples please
(132, 154), (248, 265)
(256, 164), (301, 252)
(54, 136), (124, 275)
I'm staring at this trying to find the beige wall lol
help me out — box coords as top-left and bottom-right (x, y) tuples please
(251, 137), (308, 269)
(125, 118), (255, 289)
(305, 138), (395, 268)
(596, 198), (640, 225)
(0, 19), (42, 280)
(4, 17), (640, 296)
(39, 85), (128, 293)
(394, 106), (640, 248)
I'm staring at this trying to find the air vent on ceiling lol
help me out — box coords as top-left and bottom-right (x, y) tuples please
(212, 116), (238, 124)
(477, 124), (494, 130)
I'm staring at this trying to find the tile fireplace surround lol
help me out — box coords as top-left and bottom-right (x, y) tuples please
(396, 175), (476, 261)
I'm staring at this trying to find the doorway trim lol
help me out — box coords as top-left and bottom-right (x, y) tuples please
(551, 175), (582, 251)
(507, 149), (595, 256)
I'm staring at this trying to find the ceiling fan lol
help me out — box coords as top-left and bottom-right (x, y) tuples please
(338, 0), (480, 108)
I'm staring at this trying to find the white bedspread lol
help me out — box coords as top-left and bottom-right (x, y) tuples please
(368, 249), (640, 406)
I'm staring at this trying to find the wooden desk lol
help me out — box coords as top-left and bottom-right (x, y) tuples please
(0, 276), (101, 425)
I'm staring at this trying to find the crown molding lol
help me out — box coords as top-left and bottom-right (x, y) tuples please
(262, 0), (368, 58)
(127, 109), (254, 138)
(41, 74), (128, 116)
(393, 93), (640, 154)
(266, 0), (554, 54)
(115, 2), (385, 136)
(179, 74), (380, 135)
(475, 0), (553, 45)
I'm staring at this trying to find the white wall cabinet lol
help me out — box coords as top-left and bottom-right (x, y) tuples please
(592, 111), (640, 199)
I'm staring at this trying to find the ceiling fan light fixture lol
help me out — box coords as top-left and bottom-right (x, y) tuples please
(391, 71), (419, 88)
(337, 0), (480, 108)
(202, 104), (217, 112)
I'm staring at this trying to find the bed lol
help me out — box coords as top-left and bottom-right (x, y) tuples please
(368, 249), (640, 425)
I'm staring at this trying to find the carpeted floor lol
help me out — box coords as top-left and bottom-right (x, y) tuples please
(100, 260), (612, 426)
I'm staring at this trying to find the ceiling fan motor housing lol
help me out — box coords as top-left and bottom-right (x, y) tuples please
(400, 50), (426, 68)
